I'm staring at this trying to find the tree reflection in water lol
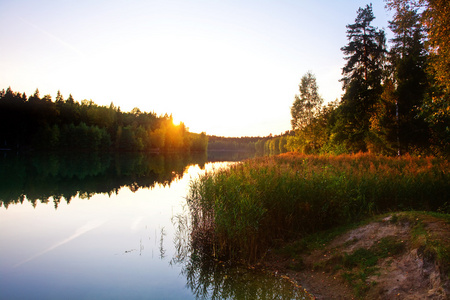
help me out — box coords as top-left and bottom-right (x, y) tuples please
(0, 151), (207, 209)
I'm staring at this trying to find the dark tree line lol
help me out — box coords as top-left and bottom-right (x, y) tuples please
(0, 88), (208, 152)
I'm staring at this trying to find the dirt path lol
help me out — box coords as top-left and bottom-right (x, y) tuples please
(261, 212), (450, 299)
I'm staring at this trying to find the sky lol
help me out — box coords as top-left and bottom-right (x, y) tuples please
(0, 0), (393, 137)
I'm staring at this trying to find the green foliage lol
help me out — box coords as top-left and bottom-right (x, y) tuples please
(291, 71), (323, 130)
(367, 79), (399, 155)
(187, 153), (449, 263)
(190, 132), (209, 152)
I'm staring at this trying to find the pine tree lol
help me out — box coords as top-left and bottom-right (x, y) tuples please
(385, 0), (450, 156)
(337, 4), (387, 152)
(388, 3), (429, 154)
(56, 90), (64, 103)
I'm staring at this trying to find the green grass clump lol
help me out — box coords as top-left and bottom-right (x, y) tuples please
(342, 236), (405, 269)
(329, 236), (406, 297)
(186, 153), (449, 263)
(407, 213), (450, 278)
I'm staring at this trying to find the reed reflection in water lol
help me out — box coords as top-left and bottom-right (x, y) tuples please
(172, 197), (311, 300)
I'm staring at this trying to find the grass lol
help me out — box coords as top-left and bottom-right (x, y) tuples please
(407, 212), (450, 278)
(186, 152), (450, 263)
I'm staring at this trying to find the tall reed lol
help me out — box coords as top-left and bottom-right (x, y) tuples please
(187, 153), (449, 263)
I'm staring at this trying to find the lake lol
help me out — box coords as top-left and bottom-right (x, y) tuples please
(0, 152), (309, 299)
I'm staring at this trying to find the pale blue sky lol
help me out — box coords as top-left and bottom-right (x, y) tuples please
(0, 0), (392, 137)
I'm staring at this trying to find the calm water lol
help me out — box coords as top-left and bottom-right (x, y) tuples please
(0, 152), (309, 299)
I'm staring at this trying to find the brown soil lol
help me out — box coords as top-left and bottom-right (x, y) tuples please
(260, 213), (450, 299)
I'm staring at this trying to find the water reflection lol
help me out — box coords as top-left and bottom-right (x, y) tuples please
(0, 151), (310, 299)
(0, 151), (208, 209)
(172, 208), (311, 300)
(182, 258), (309, 300)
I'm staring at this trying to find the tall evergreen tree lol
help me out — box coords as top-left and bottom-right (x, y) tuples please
(337, 4), (387, 152)
(388, 3), (429, 154)
(385, 0), (450, 156)
(55, 90), (64, 103)
(341, 4), (386, 89)
(28, 89), (41, 103)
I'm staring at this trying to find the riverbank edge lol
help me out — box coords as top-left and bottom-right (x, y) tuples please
(255, 211), (450, 299)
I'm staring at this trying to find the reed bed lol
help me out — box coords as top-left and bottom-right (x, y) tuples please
(187, 153), (449, 263)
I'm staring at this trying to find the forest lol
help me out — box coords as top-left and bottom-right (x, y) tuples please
(281, 1), (449, 158)
(0, 88), (208, 152)
(0, 86), (269, 154)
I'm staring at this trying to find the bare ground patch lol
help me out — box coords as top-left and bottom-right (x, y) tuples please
(260, 212), (450, 299)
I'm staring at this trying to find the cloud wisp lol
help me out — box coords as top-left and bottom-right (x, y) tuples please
(18, 17), (84, 57)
